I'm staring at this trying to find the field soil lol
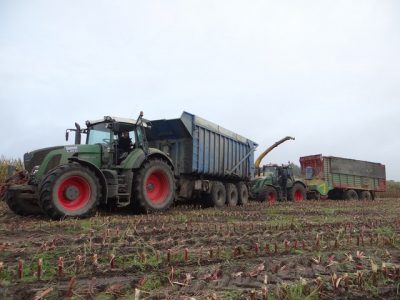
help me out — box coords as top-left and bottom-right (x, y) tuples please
(1, 197), (400, 299)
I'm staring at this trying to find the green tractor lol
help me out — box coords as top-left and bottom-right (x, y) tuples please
(4, 113), (175, 219)
(250, 136), (307, 203)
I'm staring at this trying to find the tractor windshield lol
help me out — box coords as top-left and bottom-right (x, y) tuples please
(87, 123), (112, 145)
(86, 121), (145, 149)
(261, 166), (277, 176)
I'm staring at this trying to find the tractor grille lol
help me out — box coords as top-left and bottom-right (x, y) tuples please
(24, 146), (63, 172)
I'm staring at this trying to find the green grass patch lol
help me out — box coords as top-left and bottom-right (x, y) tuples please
(141, 275), (164, 291)
(175, 213), (188, 223)
(276, 280), (320, 300)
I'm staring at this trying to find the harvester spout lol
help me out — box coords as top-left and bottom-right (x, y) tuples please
(254, 136), (295, 169)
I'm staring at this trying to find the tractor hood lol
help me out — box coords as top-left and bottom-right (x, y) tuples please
(24, 146), (64, 173)
(251, 173), (274, 191)
(25, 144), (103, 183)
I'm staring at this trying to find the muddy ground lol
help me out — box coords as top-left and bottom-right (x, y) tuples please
(1, 197), (400, 300)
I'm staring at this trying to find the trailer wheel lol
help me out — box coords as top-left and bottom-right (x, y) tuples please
(344, 189), (358, 201)
(39, 163), (101, 219)
(237, 182), (249, 205)
(226, 183), (238, 206)
(359, 191), (372, 201)
(210, 182), (226, 208)
(132, 159), (175, 212)
(5, 192), (42, 216)
(264, 186), (278, 204)
(289, 183), (306, 202)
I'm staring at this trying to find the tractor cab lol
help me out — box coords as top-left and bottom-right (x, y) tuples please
(67, 114), (150, 166)
(258, 164), (293, 186)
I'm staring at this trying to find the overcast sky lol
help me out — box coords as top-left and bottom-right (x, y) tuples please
(1, 1), (399, 180)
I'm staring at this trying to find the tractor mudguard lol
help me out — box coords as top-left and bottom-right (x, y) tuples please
(292, 180), (307, 189)
(121, 148), (174, 171)
(68, 157), (108, 203)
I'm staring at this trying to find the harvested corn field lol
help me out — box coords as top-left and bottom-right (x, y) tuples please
(1, 198), (400, 299)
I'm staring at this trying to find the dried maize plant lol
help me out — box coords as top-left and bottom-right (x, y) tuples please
(57, 257), (64, 277)
(37, 258), (43, 280)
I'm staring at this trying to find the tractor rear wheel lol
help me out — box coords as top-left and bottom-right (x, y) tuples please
(226, 183), (238, 206)
(39, 163), (101, 219)
(209, 182), (226, 208)
(132, 159), (175, 212)
(264, 186), (278, 204)
(289, 183), (306, 202)
(5, 192), (42, 216)
(359, 190), (372, 201)
(236, 182), (249, 205)
(344, 189), (358, 201)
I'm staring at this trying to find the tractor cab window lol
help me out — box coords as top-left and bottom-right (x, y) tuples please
(114, 130), (136, 147)
(114, 126), (145, 149)
(115, 126), (138, 163)
(87, 124), (112, 145)
(136, 126), (145, 147)
(262, 166), (277, 177)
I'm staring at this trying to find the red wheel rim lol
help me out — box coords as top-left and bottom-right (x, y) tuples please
(57, 176), (91, 210)
(267, 192), (277, 204)
(145, 170), (169, 204)
(294, 190), (304, 202)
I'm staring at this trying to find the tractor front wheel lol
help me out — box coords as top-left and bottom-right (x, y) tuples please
(264, 186), (278, 204)
(39, 163), (101, 219)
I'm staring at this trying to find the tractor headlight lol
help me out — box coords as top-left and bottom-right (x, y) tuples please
(31, 165), (40, 176)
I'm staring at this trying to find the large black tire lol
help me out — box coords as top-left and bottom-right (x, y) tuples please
(209, 181), (226, 208)
(5, 192), (42, 216)
(39, 163), (101, 219)
(344, 189), (358, 201)
(263, 186), (278, 204)
(288, 183), (306, 202)
(359, 190), (372, 201)
(236, 182), (249, 205)
(225, 183), (238, 207)
(132, 159), (175, 212)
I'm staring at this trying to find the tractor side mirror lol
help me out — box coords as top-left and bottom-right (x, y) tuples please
(65, 130), (69, 141)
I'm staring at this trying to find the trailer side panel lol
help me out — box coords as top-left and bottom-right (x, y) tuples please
(146, 112), (257, 181)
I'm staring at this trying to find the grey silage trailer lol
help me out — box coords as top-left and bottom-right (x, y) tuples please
(146, 112), (258, 206)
